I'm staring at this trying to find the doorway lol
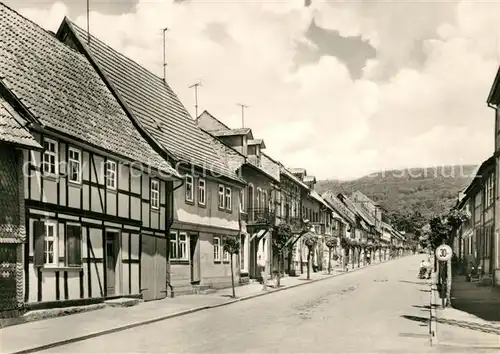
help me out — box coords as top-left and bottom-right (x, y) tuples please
(190, 234), (200, 284)
(105, 231), (119, 297)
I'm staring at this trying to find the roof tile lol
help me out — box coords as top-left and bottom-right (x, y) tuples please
(66, 21), (241, 182)
(0, 96), (41, 149)
(0, 4), (178, 176)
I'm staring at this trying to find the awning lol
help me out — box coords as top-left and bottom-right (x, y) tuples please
(249, 229), (268, 242)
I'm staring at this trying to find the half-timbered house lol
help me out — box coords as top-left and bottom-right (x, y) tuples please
(57, 20), (247, 293)
(0, 4), (181, 308)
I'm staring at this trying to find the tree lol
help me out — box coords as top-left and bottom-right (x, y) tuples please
(223, 235), (240, 298)
(324, 235), (338, 274)
(272, 223), (293, 287)
(302, 231), (319, 280)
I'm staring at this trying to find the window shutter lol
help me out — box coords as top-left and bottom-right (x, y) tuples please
(67, 225), (82, 267)
(33, 221), (45, 266)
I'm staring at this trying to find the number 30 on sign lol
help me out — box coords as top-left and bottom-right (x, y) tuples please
(435, 244), (452, 261)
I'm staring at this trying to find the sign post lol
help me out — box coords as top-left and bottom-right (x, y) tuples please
(435, 244), (453, 307)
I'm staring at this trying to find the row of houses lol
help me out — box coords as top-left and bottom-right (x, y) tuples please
(451, 61), (500, 286)
(0, 3), (409, 314)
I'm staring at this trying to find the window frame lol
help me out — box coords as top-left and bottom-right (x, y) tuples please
(198, 178), (206, 206)
(68, 147), (82, 184)
(169, 231), (178, 260)
(151, 179), (160, 210)
(42, 138), (59, 176)
(66, 223), (82, 267)
(185, 175), (194, 203)
(106, 160), (117, 190)
(44, 221), (58, 266)
(222, 237), (230, 262)
(225, 187), (232, 211)
(178, 232), (189, 260)
(239, 189), (244, 212)
(218, 184), (225, 209)
(213, 236), (221, 262)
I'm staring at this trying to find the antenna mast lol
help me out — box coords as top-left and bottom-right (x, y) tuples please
(162, 27), (168, 81)
(189, 81), (203, 118)
(86, 0), (90, 45)
(237, 103), (248, 128)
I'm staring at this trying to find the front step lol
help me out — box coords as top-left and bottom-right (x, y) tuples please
(105, 297), (140, 308)
(192, 285), (217, 295)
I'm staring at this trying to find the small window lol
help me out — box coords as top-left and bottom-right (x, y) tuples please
(151, 180), (160, 209)
(169, 232), (178, 259)
(178, 233), (188, 260)
(198, 179), (206, 205)
(218, 184), (225, 209)
(44, 222), (57, 266)
(42, 138), (58, 175)
(213, 236), (221, 262)
(185, 175), (194, 202)
(106, 160), (117, 190)
(225, 187), (232, 211)
(68, 147), (82, 183)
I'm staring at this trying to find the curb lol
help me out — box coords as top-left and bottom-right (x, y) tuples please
(430, 285), (439, 346)
(7, 257), (403, 354)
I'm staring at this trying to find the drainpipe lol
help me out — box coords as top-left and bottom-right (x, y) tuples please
(166, 178), (185, 298)
(488, 102), (498, 284)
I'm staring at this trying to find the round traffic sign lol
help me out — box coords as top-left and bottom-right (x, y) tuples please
(435, 244), (452, 261)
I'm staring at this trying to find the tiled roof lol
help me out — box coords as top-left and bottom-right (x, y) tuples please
(260, 153), (280, 182)
(211, 128), (252, 137)
(0, 97), (41, 149)
(303, 175), (316, 183)
(206, 130), (245, 174)
(0, 4), (178, 177)
(63, 20), (241, 183)
(310, 190), (331, 210)
(280, 165), (309, 190)
(322, 191), (356, 225)
(289, 168), (306, 175)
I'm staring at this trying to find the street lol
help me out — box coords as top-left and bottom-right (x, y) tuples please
(35, 256), (443, 353)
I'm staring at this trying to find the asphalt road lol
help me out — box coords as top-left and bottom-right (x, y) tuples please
(38, 255), (440, 353)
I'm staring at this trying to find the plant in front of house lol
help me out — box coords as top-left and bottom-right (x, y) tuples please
(324, 235), (338, 274)
(272, 223), (293, 287)
(302, 232), (319, 280)
(223, 235), (240, 298)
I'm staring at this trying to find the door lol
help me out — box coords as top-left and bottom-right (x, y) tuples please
(106, 232), (118, 296)
(140, 235), (168, 301)
(190, 234), (201, 283)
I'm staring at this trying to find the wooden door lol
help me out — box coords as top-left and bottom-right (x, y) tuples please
(106, 232), (117, 296)
(140, 235), (155, 301)
(190, 234), (200, 283)
(155, 237), (167, 299)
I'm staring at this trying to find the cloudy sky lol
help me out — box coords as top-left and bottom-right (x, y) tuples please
(7, 0), (500, 180)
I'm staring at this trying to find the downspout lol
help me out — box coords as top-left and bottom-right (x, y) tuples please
(166, 178), (185, 298)
(491, 102), (498, 286)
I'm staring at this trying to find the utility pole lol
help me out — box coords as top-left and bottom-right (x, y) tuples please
(162, 27), (168, 81)
(237, 103), (248, 128)
(189, 81), (202, 118)
(86, 0), (90, 45)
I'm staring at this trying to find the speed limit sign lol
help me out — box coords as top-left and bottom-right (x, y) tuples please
(435, 244), (452, 261)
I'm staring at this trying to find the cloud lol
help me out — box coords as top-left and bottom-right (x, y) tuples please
(13, 0), (500, 180)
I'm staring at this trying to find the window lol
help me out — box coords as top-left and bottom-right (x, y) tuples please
(44, 222), (57, 265)
(151, 180), (160, 209)
(169, 231), (189, 260)
(185, 175), (194, 202)
(68, 147), (82, 183)
(240, 234), (245, 270)
(106, 160), (117, 190)
(42, 138), (58, 175)
(169, 232), (178, 259)
(178, 233), (188, 260)
(218, 184), (225, 209)
(239, 189), (244, 212)
(225, 187), (232, 211)
(198, 179), (206, 205)
(213, 236), (221, 262)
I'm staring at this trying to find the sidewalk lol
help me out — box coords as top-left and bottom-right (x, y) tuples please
(430, 274), (500, 349)
(0, 270), (340, 354)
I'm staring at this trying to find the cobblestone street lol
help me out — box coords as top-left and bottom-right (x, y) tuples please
(31, 256), (440, 353)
